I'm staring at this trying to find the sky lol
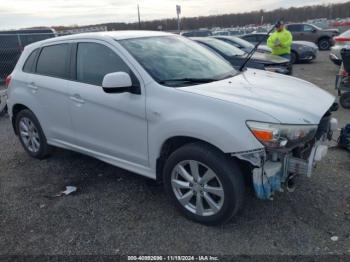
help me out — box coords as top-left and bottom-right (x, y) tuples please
(0, 0), (348, 30)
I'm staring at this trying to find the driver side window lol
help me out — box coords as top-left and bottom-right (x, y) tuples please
(303, 25), (315, 33)
(76, 42), (133, 86)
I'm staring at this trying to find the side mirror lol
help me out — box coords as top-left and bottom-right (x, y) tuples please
(102, 72), (132, 93)
(312, 29), (317, 33)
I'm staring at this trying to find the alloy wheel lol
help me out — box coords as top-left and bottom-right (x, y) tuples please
(171, 160), (224, 217)
(319, 40), (330, 50)
(19, 117), (41, 153)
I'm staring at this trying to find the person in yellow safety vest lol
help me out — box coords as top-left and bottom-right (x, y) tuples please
(267, 21), (293, 61)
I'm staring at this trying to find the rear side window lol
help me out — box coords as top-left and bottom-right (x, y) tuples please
(23, 49), (38, 73)
(76, 42), (131, 86)
(36, 44), (69, 78)
(287, 24), (303, 32)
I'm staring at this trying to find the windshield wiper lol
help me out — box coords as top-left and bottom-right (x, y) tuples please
(159, 78), (218, 85)
(238, 19), (282, 72)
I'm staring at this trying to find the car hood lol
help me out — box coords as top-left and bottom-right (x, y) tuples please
(324, 28), (340, 34)
(179, 69), (335, 124)
(293, 41), (318, 49)
(251, 52), (289, 64)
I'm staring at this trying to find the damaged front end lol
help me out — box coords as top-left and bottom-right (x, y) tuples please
(233, 109), (338, 200)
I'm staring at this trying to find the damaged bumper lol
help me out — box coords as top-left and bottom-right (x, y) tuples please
(233, 116), (338, 200)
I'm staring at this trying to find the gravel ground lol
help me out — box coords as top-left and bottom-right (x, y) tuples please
(0, 51), (349, 256)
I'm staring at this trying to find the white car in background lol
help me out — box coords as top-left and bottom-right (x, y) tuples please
(330, 29), (350, 65)
(6, 31), (337, 225)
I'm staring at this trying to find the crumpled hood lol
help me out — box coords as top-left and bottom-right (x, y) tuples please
(180, 69), (335, 124)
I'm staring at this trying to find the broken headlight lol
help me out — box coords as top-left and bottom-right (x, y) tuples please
(246, 121), (318, 149)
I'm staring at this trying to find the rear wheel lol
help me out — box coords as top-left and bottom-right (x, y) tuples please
(318, 38), (331, 50)
(15, 109), (52, 159)
(163, 143), (245, 225)
(340, 92), (350, 109)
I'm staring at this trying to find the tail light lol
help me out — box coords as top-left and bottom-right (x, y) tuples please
(5, 75), (11, 88)
(340, 69), (349, 77)
(335, 37), (350, 43)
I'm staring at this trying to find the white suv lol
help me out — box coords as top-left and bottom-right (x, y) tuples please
(6, 31), (337, 225)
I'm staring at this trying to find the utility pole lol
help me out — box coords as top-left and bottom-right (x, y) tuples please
(137, 4), (141, 29)
(176, 5), (181, 33)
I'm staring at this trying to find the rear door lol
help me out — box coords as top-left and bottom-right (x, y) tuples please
(68, 41), (148, 166)
(28, 43), (74, 143)
(287, 24), (303, 40)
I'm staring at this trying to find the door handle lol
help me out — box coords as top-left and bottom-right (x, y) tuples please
(27, 82), (38, 93)
(70, 94), (85, 104)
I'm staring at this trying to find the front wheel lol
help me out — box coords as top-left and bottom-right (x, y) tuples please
(163, 143), (245, 225)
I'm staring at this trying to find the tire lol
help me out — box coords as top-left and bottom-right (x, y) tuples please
(291, 51), (298, 64)
(163, 142), (245, 226)
(15, 109), (52, 159)
(340, 92), (350, 109)
(0, 105), (7, 117)
(318, 38), (331, 51)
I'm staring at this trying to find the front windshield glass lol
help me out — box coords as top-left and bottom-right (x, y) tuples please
(228, 36), (254, 49)
(199, 38), (246, 57)
(119, 36), (236, 86)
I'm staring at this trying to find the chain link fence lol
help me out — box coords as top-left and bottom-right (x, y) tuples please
(0, 32), (58, 85)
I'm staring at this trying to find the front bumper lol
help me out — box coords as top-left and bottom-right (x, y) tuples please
(235, 115), (338, 200)
(299, 50), (317, 61)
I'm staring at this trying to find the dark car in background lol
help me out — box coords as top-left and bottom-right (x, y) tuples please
(213, 35), (272, 54)
(181, 30), (213, 37)
(191, 37), (292, 75)
(0, 28), (56, 82)
(285, 23), (339, 50)
(241, 33), (319, 64)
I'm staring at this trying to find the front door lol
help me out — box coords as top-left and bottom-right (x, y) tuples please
(68, 41), (148, 166)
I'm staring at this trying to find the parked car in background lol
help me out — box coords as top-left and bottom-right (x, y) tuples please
(336, 47), (350, 108)
(7, 31), (337, 225)
(180, 30), (212, 37)
(0, 28), (56, 82)
(330, 29), (350, 66)
(285, 23), (339, 50)
(191, 37), (292, 75)
(241, 33), (319, 64)
(212, 35), (272, 54)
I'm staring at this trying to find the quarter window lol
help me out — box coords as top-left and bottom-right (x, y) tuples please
(76, 42), (131, 86)
(23, 49), (38, 73)
(36, 44), (69, 78)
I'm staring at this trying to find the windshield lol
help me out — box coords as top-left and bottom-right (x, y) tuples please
(197, 38), (246, 57)
(119, 36), (236, 86)
(227, 36), (254, 49)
